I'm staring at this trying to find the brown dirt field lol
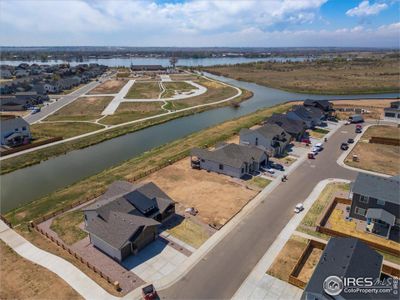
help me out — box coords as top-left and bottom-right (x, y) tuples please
(297, 248), (323, 282)
(46, 96), (113, 121)
(332, 99), (395, 120)
(345, 125), (400, 175)
(88, 79), (127, 94)
(141, 157), (258, 228)
(170, 74), (199, 81)
(0, 240), (83, 300)
(267, 236), (308, 282)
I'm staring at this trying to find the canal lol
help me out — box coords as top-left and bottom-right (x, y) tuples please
(0, 73), (398, 212)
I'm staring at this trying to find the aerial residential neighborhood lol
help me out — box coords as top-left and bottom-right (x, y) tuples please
(0, 1), (399, 300)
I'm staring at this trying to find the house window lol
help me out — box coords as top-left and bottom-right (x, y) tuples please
(359, 195), (369, 204)
(201, 159), (205, 162)
(385, 112), (395, 118)
(241, 167), (244, 173)
(376, 199), (385, 206)
(22, 126), (27, 131)
(219, 164), (224, 170)
(355, 207), (366, 216)
(255, 137), (258, 146)
(14, 128), (18, 132)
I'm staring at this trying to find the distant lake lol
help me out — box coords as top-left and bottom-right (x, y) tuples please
(0, 56), (308, 67)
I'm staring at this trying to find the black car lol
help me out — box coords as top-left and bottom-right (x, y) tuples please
(341, 143), (349, 150)
(270, 162), (285, 171)
(347, 138), (354, 144)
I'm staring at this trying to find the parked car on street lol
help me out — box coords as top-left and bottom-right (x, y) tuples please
(270, 162), (285, 171)
(341, 143), (349, 150)
(142, 284), (158, 300)
(314, 143), (324, 151)
(355, 127), (362, 133)
(347, 138), (354, 144)
(265, 168), (275, 174)
(308, 152), (315, 159)
(294, 203), (304, 213)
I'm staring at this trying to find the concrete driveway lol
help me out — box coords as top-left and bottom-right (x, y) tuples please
(123, 239), (188, 282)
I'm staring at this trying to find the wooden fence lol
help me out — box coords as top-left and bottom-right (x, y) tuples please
(1, 137), (63, 157)
(288, 239), (326, 289)
(32, 223), (120, 291)
(316, 198), (400, 256)
(369, 137), (400, 146)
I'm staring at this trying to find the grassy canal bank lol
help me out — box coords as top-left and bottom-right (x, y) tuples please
(0, 88), (252, 175)
(5, 101), (293, 227)
(201, 57), (400, 95)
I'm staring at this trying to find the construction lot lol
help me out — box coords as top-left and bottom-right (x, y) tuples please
(142, 157), (259, 228)
(332, 99), (394, 120)
(88, 79), (127, 94)
(45, 96), (113, 121)
(345, 125), (400, 176)
(0, 240), (82, 300)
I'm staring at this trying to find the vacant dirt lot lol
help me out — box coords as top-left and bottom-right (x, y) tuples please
(142, 157), (258, 228)
(345, 125), (400, 175)
(332, 99), (395, 120)
(46, 96), (113, 121)
(0, 240), (82, 300)
(88, 79), (127, 94)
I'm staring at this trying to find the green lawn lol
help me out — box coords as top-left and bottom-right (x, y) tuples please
(248, 177), (271, 189)
(161, 82), (195, 98)
(31, 122), (104, 139)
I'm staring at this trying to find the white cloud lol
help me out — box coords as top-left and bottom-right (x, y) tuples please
(346, 0), (388, 17)
(0, 0), (398, 47)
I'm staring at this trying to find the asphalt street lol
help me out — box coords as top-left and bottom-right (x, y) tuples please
(24, 80), (102, 124)
(161, 123), (359, 300)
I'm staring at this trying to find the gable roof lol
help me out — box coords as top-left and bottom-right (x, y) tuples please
(303, 237), (383, 300)
(84, 181), (174, 216)
(1, 117), (29, 134)
(352, 173), (400, 205)
(291, 105), (324, 121)
(240, 124), (288, 141)
(303, 99), (332, 110)
(86, 211), (159, 250)
(266, 113), (306, 135)
(191, 143), (267, 168)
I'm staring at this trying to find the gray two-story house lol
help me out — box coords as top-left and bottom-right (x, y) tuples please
(83, 181), (175, 262)
(384, 101), (400, 123)
(239, 124), (290, 157)
(349, 173), (400, 239)
(0, 117), (31, 146)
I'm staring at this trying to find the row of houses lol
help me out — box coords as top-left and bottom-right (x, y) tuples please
(303, 173), (399, 299)
(1, 63), (107, 111)
(190, 100), (333, 179)
(1, 63), (107, 95)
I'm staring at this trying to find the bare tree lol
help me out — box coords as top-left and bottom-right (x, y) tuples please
(169, 57), (178, 69)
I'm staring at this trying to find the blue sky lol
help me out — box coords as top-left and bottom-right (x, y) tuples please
(0, 0), (399, 47)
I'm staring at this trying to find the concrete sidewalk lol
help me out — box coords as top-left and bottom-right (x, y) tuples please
(232, 178), (350, 300)
(102, 79), (135, 115)
(0, 221), (118, 300)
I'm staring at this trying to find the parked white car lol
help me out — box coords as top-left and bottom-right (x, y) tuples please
(265, 168), (275, 174)
(294, 203), (304, 213)
(314, 143), (323, 150)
